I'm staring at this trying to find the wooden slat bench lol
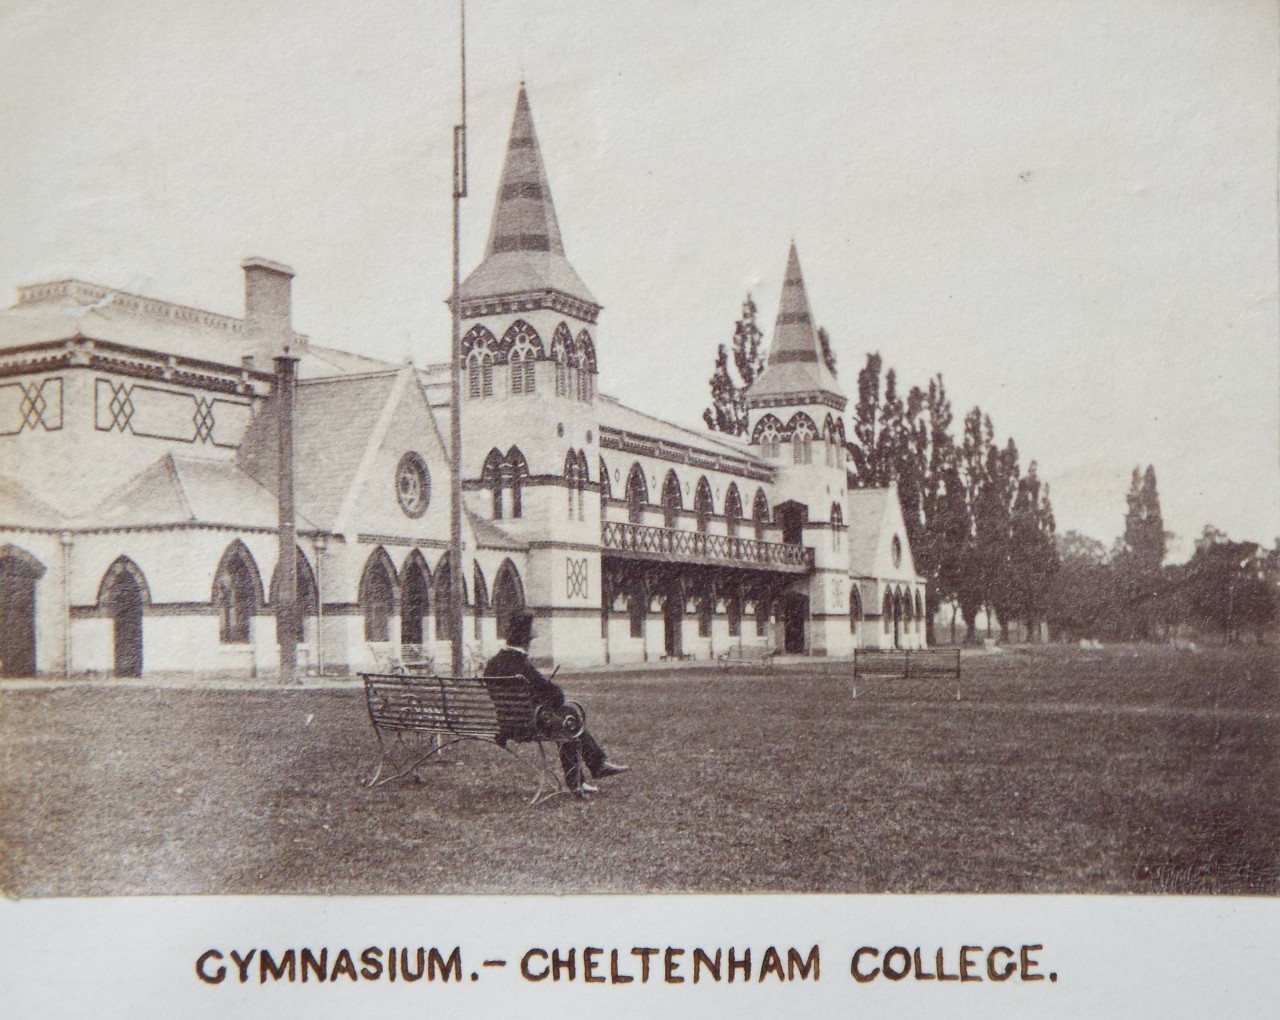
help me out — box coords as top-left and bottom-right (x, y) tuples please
(851, 648), (962, 699)
(716, 644), (777, 672)
(360, 673), (586, 805)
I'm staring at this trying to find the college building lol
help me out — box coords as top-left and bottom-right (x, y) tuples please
(0, 87), (926, 678)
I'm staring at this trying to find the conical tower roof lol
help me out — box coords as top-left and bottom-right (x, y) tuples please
(458, 86), (599, 320)
(746, 243), (845, 410)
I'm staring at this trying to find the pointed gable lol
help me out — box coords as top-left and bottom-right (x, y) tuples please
(846, 481), (918, 580)
(239, 371), (401, 531)
(746, 243), (845, 411)
(458, 86), (600, 322)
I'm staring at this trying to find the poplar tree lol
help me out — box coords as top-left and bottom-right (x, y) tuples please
(703, 294), (765, 435)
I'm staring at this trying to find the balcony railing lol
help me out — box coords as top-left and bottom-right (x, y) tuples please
(601, 520), (814, 573)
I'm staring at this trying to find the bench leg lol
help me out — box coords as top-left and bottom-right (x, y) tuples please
(364, 730), (459, 788)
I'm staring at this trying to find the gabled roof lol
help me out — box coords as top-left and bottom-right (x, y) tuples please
(846, 481), (918, 580)
(458, 86), (598, 312)
(238, 370), (402, 530)
(746, 243), (845, 410)
(0, 475), (67, 529)
(86, 452), (317, 531)
(464, 507), (527, 552)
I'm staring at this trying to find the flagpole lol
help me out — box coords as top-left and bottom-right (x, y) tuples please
(448, 0), (467, 676)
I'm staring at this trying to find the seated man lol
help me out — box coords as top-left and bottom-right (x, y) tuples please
(484, 611), (628, 797)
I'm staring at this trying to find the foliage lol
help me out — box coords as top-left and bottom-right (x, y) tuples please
(817, 326), (837, 376)
(845, 354), (1055, 643)
(703, 294), (765, 435)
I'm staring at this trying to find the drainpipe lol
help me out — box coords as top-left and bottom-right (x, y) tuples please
(60, 530), (73, 676)
(314, 532), (327, 676)
(275, 352), (300, 684)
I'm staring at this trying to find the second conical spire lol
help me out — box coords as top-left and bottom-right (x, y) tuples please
(745, 243), (845, 409)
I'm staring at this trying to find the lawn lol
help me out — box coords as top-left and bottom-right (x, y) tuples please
(0, 644), (1275, 896)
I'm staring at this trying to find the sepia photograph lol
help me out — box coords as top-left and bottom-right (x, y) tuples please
(0, 0), (1276, 926)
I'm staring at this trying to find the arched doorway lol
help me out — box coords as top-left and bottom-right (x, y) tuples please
(660, 578), (683, 658)
(776, 500), (807, 546)
(492, 559), (525, 643)
(781, 591), (808, 653)
(0, 545), (44, 676)
(849, 587), (863, 641)
(99, 558), (149, 677)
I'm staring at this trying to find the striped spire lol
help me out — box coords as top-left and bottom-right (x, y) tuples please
(769, 243), (819, 366)
(459, 85), (598, 317)
(484, 85), (564, 257)
(745, 243), (845, 410)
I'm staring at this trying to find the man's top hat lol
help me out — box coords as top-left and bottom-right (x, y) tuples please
(507, 611), (535, 648)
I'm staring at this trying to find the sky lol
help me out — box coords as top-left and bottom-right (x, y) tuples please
(1, 0), (1276, 561)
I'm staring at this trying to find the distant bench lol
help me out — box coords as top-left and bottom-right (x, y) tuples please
(851, 648), (962, 699)
(360, 673), (586, 804)
(716, 644), (778, 672)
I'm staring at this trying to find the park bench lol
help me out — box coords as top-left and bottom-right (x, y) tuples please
(716, 644), (778, 672)
(360, 672), (586, 805)
(851, 648), (962, 700)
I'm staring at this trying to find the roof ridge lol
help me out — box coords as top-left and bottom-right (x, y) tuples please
(162, 452), (198, 522)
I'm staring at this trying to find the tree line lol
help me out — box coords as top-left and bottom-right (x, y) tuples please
(704, 295), (1276, 645)
(1050, 468), (1276, 645)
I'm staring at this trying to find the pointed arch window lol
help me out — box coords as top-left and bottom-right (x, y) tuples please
(269, 548), (319, 644)
(599, 456), (612, 509)
(830, 501), (844, 550)
(792, 419), (815, 464)
(724, 483), (743, 537)
(506, 447), (528, 519)
(360, 551), (398, 643)
(467, 351), (494, 399)
(564, 449), (581, 519)
(626, 464), (648, 525)
(401, 554), (431, 646)
(752, 414), (784, 458)
(510, 346), (536, 395)
(551, 322), (573, 398)
(694, 477), (713, 534)
(752, 488), (769, 540)
(661, 471), (682, 529)
(761, 425), (781, 458)
(433, 555), (466, 643)
(213, 543), (261, 645)
(482, 449), (505, 519)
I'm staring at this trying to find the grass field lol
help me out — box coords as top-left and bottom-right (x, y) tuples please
(0, 644), (1275, 896)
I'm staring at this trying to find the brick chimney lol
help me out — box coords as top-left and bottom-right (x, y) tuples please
(241, 257), (294, 353)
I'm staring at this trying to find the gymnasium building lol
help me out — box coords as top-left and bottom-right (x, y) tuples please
(0, 87), (926, 677)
